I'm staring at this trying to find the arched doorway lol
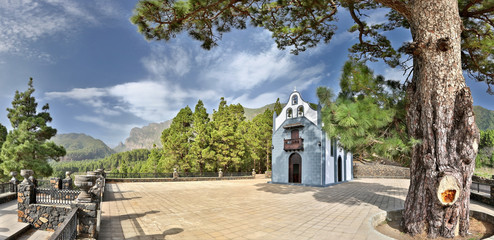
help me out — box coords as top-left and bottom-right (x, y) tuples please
(337, 156), (343, 182)
(289, 153), (302, 183)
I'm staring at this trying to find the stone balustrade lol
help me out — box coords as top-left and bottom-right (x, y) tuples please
(15, 169), (105, 239)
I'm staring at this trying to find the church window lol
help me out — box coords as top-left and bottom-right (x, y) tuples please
(297, 106), (304, 117)
(292, 95), (298, 105)
(287, 108), (293, 118)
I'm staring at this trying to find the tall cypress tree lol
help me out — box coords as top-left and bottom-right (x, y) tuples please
(0, 78), (66, 178)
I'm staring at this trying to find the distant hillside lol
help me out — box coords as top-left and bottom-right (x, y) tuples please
(475, 106), (494, 131)
(114, 103), (278, 152)
(52, 133), (115, 161)
(114, 120), (172, 152)
(244, 103), (277, 120)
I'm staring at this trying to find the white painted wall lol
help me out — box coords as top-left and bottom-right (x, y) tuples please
(325, 137), (335, 184)
(274, 91), (318, 131)
(346, 152), (353, 181)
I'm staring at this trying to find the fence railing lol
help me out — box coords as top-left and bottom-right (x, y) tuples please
(49, 207), (78, 240)
(105, 172), (174, 178)
(106, 171), (253, 179)
(222, 172), (253, 177)
(471, 181), (490, 197)
(36, 188), (80, 205)
(0, 182), (13, 194)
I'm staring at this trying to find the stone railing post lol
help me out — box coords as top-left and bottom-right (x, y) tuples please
(173, 168), (179, 180)
(73, 174), (99, 238)
(63, 171), (73, 190)
(218, 168), (223, 178)
(10, 171), (19, 193)
(490, 175), (494, 200)
(252, 169), (256, 177)
(50, 177), (62, 189)
(29, 175), (38, 188)
(18, 169), (35, 223)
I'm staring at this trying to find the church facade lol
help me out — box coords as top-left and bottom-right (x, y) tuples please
(271, 90), (353, 186)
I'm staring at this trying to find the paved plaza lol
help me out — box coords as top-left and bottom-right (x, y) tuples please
(99, 178), (494, 240)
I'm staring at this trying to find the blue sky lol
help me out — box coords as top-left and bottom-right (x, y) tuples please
(0, 1), (492, 147)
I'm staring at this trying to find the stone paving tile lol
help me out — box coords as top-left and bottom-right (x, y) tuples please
(99, 178), (494, 239)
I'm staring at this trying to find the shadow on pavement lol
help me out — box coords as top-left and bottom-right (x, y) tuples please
(255, 181), (407, 211)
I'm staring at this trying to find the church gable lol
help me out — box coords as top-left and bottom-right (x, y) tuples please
(274, 91), (318, 131)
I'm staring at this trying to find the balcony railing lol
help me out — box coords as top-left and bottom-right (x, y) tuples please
(284, 138), (304, 151)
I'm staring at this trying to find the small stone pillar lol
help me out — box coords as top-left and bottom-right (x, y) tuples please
(265, 170), (272, 179)
(173, 168), (179, 180)
(218, 168), (223, 178)
(73, 174), (99, 238)
(491, 175), (494, 199)
(18, 169), (35, 223)
(252, 169), (256, 177)
(28, 175), (38, 188)
(10, 171), (19, 193)
(63, 171), (73, 190)
(50, 177), (62, 189)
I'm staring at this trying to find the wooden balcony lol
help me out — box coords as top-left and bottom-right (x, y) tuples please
(284, 138), (304, 151)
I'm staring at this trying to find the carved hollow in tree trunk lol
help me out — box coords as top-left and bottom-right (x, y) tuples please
(437, 175), (461, 206)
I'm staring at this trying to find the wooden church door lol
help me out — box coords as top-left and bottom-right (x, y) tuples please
(289, 153), (302, 183)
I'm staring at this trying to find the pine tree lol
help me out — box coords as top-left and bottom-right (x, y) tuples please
(0, 78), (66, 178)
(189, 100), (213, 173)
(131, 1), (492, 236)
(210, 98), (245, 172)
(0, 124), (6, 149)
(160, 106), (194, 172)
(251, 109), (274, 172)
(318, 61), (410, 164)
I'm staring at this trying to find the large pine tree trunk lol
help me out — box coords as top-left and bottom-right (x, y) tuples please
(402, 0), (480, 238)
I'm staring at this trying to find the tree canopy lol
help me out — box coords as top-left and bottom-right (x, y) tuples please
(0, 78), (65, 179)
(131, 0), (493, 91)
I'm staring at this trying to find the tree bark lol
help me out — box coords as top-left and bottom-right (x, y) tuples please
(402, 0), (480, 238)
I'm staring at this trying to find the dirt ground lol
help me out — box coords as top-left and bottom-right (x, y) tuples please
(377, 216), (494, 240)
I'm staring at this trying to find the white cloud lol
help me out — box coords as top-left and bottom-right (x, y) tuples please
(230, 92), (282, 109)
(203, 44), (297, 91)
(142, 45), (191, 77)
(0, 0), (121, 57)
(75, 115), (134, 131)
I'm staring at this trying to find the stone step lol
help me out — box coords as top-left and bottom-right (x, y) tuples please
(16, 228), (53, 240)
(0, 200), (31, 240)
(0, 220), (31, 240)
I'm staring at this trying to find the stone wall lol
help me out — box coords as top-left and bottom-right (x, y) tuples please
(18, 204), (72, 231)
(71, 202), (98, 238)
(353, 163), (410, 179)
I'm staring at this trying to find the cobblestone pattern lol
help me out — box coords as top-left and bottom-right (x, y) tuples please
(353, 163), (410, 179)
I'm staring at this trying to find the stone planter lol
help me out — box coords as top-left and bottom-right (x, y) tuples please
(74, 175), (97, 202)
(20, 169), (33, 184)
